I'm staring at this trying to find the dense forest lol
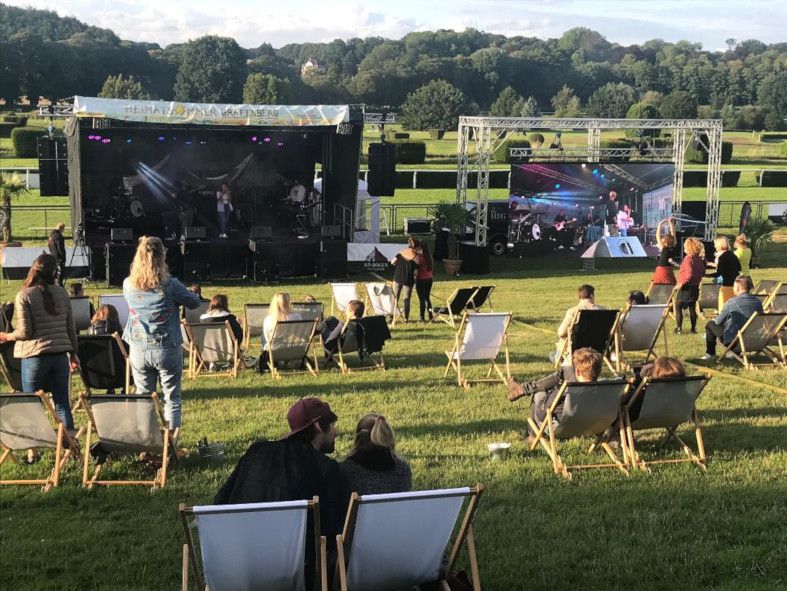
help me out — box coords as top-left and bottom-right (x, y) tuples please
(1, 3), (785, 129)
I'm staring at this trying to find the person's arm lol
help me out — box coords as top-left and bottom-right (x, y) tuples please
(170, 278), (202, 309)
(713, 300), (732, 327)
(557, 308), (574, 338)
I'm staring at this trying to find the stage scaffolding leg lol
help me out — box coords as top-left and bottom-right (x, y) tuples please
(705, 126), (722, 240)
(671, 128), (688, 216)
(456, 123), (469, 206)
(587, 128), (601, 162)
(474, 123), (491, 247)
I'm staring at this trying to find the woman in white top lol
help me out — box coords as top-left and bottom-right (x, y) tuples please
(258, 292), (302, 372)
(616, 204), (633, 237)
(216, 183), (232, 239)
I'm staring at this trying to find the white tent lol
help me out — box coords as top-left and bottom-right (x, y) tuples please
(314, 178), (380, 243)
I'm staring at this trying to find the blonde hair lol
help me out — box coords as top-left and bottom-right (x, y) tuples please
(348, 413), (396, 456)
(650, 357), (685, 378)
(713, 236), (730, 252)
(683, 237), (704, 258)
(268, 292), (294, 321)
(129, 236), (170, 290)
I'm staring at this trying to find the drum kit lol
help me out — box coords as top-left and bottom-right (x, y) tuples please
(509, 211), (543, 245)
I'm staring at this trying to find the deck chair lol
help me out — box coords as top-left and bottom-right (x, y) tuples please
(718, 312), (787, 369)
(267, 319), (319, 379)
(98, 294), (129, 327)
(752, 279), (779, 296)
(444, 312), (511, 388)
(70, 296), (93, 331)
(336, 486), (484, 591)
(769, 293), (787, 314)
(431, 287), (479, 328)
(468, 285), (495, 311)
(292, 301), (325, 322)
(79, 392), (173, 489)
(612, 304), (669, 372)
(0, 391), (80, 491)
(180, 498), (327, 591)
(242, 303), (270, 350)
(77, 334), (131, 394)
(624, 375), (710, 472)
(697, 283), (721, 318)
(556, 309), (620, 371)
(330, 283), (359, 316)
(184, 321), (241, 379)
(184, 300), (210, 326)
(645, 283), (677, 307)
(527, 379), (631, 479)
(364, 283), (402, 324)
(336, 315), (391, 373)
(0, 340), (23, 391)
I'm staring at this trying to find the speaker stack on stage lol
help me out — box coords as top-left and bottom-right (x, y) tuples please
(180, 227), (210, 282)
(105, 228), (135, 287)
(37, 137), (68, 196)
(367, 143), (396, 196)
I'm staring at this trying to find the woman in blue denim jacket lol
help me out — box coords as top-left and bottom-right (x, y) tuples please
(123, 236), (200, 438)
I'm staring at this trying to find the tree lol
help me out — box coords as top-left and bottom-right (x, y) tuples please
(585, 82), (636, 118)
(173, 36), (246, 103)
(98, 74), (149, 99)
(757, 71), (787, 120)
(551, 85), (581, 117)
(660, 90), (698, 118)
(627, 102), (660, 119)
(489, 86), (523, 117)
(243, 73), (292, 104)
(520, 96), (541, 117)
(0, 172), (29, 243)
(399, 80), (467, 131)
(763, 109), (784, 131)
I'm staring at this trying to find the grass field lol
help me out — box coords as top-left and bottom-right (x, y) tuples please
(1, 243), (786, 589)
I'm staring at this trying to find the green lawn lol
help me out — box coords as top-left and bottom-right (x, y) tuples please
(1, 246), (786, 589)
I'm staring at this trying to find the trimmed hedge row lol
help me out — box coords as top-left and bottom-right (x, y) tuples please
(493, 139), (531, 163)
(392, 141), (426, 164)
(11, 127), (48, 157)
(682, 170), (742, 188)
(0, 122), (18, 138)
(759, 171), (787, 187)
(1, 115), (28, 126)
(686, 140), (734, 164)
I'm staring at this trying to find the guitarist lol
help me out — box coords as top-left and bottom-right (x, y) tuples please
(553, 209), (576, 250)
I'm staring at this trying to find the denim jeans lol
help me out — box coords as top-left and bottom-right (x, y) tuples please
(21, 353), (73, 429)
(129, 345), (184, 428)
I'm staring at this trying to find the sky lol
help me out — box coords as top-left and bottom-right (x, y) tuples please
(4, 0), (785, 50)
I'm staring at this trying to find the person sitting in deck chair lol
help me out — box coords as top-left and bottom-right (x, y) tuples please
(508, 347), (603, 442)
(316, 299), (364, 362)
(701, 275), (763, 361)
(550, 284), (605, 363)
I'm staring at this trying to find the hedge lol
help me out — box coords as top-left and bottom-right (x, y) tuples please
(428, 129), (445, 140)
(781, 141), (787, 158)
(393, 132), (410, 140)
(11, 127), (48, 157)
(0, 122), (17, 138)
(392, 141), (426, 164)
(681, 170), (741, 188)
(686, 138), (734, 164)
(599, 140), (632, 162)
(759, 171), (787, 187)
(1, 115), (28, 126)
(760, 133), (787, 141)
(493, 139), (531, 163)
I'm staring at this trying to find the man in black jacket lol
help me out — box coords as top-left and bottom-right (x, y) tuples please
(48, 223), (67, 286)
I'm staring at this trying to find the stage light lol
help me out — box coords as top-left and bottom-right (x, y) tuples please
(126, 138), (132, 144)
(592, 169), (599, 175)
(600, 174), (606, 178)
(554, 183), (560, 189)
(276, 141), (284, 147)
(185, 140), (193, 145)
(200, 140), (207, 145)
(251, 136), (258, 142)
(158, 136), (165, 142)
(264, 136), (271, 143)
(102, 138), (111, 144)
(581, 163), (586, 168)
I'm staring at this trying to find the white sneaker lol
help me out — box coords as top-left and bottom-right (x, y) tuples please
(700, 353), (716, 361)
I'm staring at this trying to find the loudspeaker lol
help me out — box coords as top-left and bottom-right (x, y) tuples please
(458, 241), (490, 275)
(582, 237), (647, 258)
(105, 243), (136, 287)
(319, 240), (347, 279)
(38, 137), (68, 196)
(181, 241), (211, 281)
(322, 225), (343, 238)
(249, 225), (272, 240)
(183, 226), (206, 240)
(404, 218), (432, 234)
(367, 143), (396, 196)
(110, 228), (133, 242)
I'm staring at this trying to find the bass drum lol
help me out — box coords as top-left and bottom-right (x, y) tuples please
(531, 223), (541, 240)
(130, 200), (144, 218)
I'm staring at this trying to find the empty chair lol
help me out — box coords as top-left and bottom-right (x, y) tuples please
(752, 279), (779, 296)
(556, 309), (620, 370)
(79, 392), (173, 489)
(292, 301), (325, 322)
(431, 286), (479, 328)
(645, 283), (677, 307)
(267, 319), (319, 379)
(184, 300), (210, 326)
(243, 303), (270, 350)
(330, 283), (360, 316)
(444, 312), (511, 388)
(336, 486), (483, 591)
(180, 498), (327, 591)
(624, 375), (711, 472)
(769, 293), (787, 314)
(718, 312), (787, 369)
(0, 391), (80, 491)
(70, 296), (93, 331)
(0, 339), (23, 392)
(468, 285), (495, 311)
(364, 283), (401, 324)
(184, 321), (240, 379)
(527, 380), (631, 479)
(77, 334), (130, 394)
(613, 304), (669, 372)
(697, 283), (721, 318)
(336, 315), (392, 373)
(98, 294), (129, 328)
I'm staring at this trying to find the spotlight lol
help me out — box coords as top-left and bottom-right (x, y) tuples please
(101, 138), (111, 144)
(251, 136), (258, 142)
(126, 138), (132, 144)
(158, 136), (165, 142)
(600, 174), (606, 178)
(581, 163), (586, 168)
(555, 184), (560, 189)
(264, 137), (271, 143)
(592, 169), (599, 175)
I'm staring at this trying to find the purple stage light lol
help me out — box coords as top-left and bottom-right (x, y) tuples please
(102, 139), (111, 144)
(264, 137), (271, 143)
(251, 136), (258, 142)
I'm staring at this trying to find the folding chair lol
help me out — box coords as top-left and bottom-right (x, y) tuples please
(769, 293), (787, 314)
(70, 296), (93, 331)
(718, 312), (787, 369)
(468, 285), (495, 311)
(98, 294), (129, 327)
(444, 312), (511, 389)
(527, 379), (631, 479)
(243, 303), (270, 350)
(267, 319), (319, 380)
(292, 301), (325, 322)
(364, 283), (402, 325)
(555, 309), (620, 371)
(697, 283), (721, 318)
(431, 286), (479, 328)
(180, 498), (327, 591)
(79, 392), (174, 489)
(184, 300), (210, 326)
(612, 304), (669, 372)
(0, 391), (80, 491)
(184, 321), (241, 379)
(336, 315), (391, 373)
(624, 375), (711, 472)
(336, 486), (484, 591)
(645, 283), (677, 309)
(752, 279), (779, 296)
(77, 334), (131, 394)
(330, 283), (359, 316)
(0, 340), (23, 392)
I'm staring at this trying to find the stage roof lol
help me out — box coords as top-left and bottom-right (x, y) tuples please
(72, 96), (351, 127)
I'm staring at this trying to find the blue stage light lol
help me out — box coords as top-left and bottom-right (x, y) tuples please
(555, 183), (560, 189)
(592, 169), (598, 175)
(126, 138), (132, 144)
(158, 136), (165, 142)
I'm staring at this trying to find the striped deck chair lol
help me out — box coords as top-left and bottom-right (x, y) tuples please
(184, 321), (241, 379)
(612, 304), (669, 372)
(718, 312), (787, 369)
(330, 283), (360, 316)
(431, 287), (479, 328)
(444, 312), (511, 388)
(267, 319), (319, 379)
(242, 303), (270, 350)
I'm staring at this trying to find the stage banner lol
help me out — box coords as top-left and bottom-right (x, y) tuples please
(347, 243), (401, 273)
(73, 96), (349, 127)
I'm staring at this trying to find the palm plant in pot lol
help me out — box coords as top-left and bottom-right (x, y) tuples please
(744, 218), (776, 268)
(430, 200), (472, 275)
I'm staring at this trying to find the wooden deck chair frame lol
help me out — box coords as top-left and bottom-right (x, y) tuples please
(79, 392), (173, 489)
(752, 279), (779, 297)
(267, 319), (320, 380)
(0, 391), (80, 491)
(242, 303), (270, 350)
(718, 312), (787, 369)
(468, 285), (495, 312)
(431, 287), (479, 328)
(335, 317), (388, 374)
(623, 375), (710, 472)
(363, 282), (403, 326)
(611, 303), (669, 373)
(444, 313), (511, 389)
(335, 485), (484, 591)
(184, 321), (241, 379)
(555, 309), (620, 372)
(330, 283), (360, 316)
(180, 497), (328, 591)
(527, 380), (631, 480)
(697, 283), (721, 319)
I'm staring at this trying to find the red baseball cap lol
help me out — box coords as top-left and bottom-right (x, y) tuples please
(282, 397), (338, 439)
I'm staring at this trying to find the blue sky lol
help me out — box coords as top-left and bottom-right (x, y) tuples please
(4, 0), (785, 50)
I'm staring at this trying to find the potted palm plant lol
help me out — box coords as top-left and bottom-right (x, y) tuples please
(430, 201), (472, 275)
(744, 218), (776, 268)
(0, 172), (29, 245)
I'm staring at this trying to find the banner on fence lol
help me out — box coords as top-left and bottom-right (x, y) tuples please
(347, 243), (401, 273)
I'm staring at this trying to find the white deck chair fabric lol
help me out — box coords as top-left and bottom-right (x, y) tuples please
(98, 295), (130, 328)
(365, 283), (397, 316)
(192, 500), (309, 591)
(552, 381), (628, 439)
(70, 297), (93, 331)
(331, 283), (359, 313)
(184, 300), (210, 325)
(269, 320), (316, 362)
(89, 396), (164, 454)
(346, 488), (470, 590)
(453, 313), (509, 360)
(619, 304), (667, 351)
(631, 378), (705, 430)
(190, 323), (235, 364)
(292, 302), (324, 322)
(0, 394), (59, 450)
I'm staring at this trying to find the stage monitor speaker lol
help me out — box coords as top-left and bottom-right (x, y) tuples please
(322, 225), (343, 238)
(582, 237), (647, 258)
(319, 240), (347, 279)
(404, 218), (432, 235)
(249, 225), (273, 240)
(183, 226), (206, 240)
(458, 241), (490, 275)
(105, 243), (136, 287)
(181, 242), (211, 281)
(110, 228), (133, 242)
(367, 142), (396, 196)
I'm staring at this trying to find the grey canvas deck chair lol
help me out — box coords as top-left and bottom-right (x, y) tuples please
(330, 283), (360, 316)
(292, 301), (325, 322)
(180, 498), (327, 591)
(752, 279), (779, 296)
(431, 286), (479, 328)
(267, 319), (319, 379)
(768, 293), (787, 314)
(364, 282), (402, 325)
(612, 303), (669, 372)
(242, 303), (270, 350)
(184, 321), (241, 379)
(624, 375), (711, 472)
(645, 282), (677, 307)
(0, 339), (23, 392)
(527, 379), (631, 480)
(0, 391), (80, 491)
(335, 486), (484, 591)
(556, 309), (620, 371)
(70, 296), (93, 331)
(79, 392), (174, 489)
(718, 312), (787, 369)
(444, 313), (511, 389)
(77, 333), (131, 394)
(335, 315), (391, 373)
(98, 294), (130, 328)
(468, 285), (495, 312)
(184, 300), (210, 326)
(697, 283), (721, 318)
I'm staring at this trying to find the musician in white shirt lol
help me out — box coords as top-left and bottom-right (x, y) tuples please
(616, 204), (633, 237)
(289, 179), (306, 204)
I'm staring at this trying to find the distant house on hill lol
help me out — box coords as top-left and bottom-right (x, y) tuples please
(301, 58), (325, 77)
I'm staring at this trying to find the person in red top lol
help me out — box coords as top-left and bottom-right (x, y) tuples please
(674, 237), (706, 334)
(414, 241), (434, 322)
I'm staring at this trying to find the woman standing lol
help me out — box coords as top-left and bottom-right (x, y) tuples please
(0, 254), (79, 431)
(414, 241), (434, 322)
(733, 234), (752, 276)
(258, 292), (302, 372)
(216, 183), (233, 239)
(707, 236), (741, 309)
(123, 236), (201, 438)
(652, 218), (679, 285)
(390, 236), (419, 323)
(674, 237), (706, 334)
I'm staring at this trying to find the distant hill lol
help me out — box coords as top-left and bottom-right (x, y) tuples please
(0, 3), (124, 44)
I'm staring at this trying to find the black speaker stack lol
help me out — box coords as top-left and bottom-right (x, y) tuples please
(37, 137), (68, 196)
(367, 143), (396, 196)
(105, 243), (135, 287)
(319, 240), (348, 279)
